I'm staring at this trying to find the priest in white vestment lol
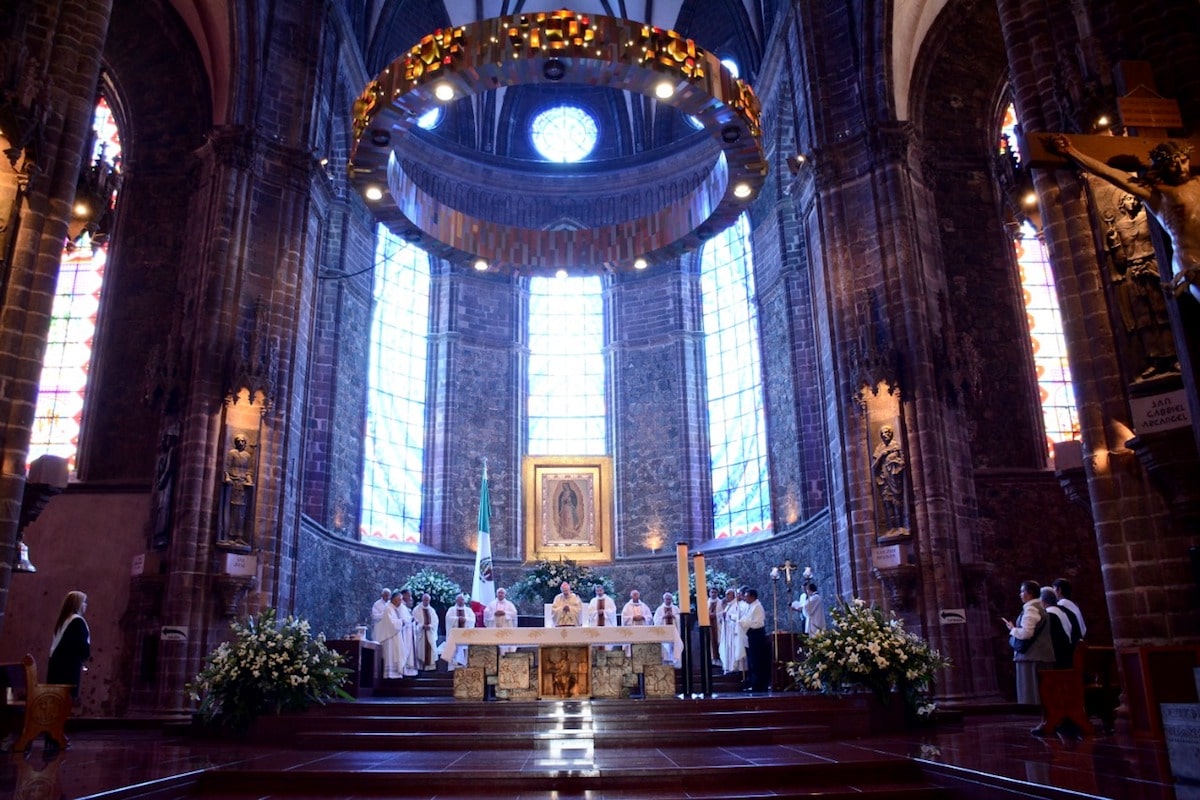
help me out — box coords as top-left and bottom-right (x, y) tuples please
(377, 592), (409, 678)
(586, 585), (617, 628)
(397, 590), (418, 676)
(621, 590), (652, 626)
(654, 592), (683, 667)
(412, 593), (439, 671)
(707, 588), (725, 665)
(370, 588), (391, 643)
(720, 588), (746, 674)
(443, 593), (475, 669)
(485, 588), (519, 654)
(550, 582), (582, 627)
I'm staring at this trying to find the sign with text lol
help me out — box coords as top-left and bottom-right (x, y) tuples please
(871, 545), (902, 570)
(161, 626), (188, 642)
(939, 609), (967, 625)
(1131, 390), (1191, 434)
(223, 553), (258, 577)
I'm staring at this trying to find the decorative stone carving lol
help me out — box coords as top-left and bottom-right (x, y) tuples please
(453, 666), (486, 699)
(871, 564), (918, 611)
(497, 652), (530, 689)
(468, 644), (499, 676)
(643, 664), (676, 697)
(213, 574), (256, 618)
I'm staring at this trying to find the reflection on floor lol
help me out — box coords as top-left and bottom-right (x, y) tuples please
(0, 708), (1193, 799)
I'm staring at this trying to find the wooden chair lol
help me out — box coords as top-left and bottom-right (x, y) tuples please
(1037, 642), (1122, 736)
(0, 654), (74, 751)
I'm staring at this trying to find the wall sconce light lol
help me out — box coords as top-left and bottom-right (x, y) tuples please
(733, 182), (752, 199)
(364, 186), (384, 201)
(633, 257), (648, 270)
(787, 153), (809, 175)
(473, 258), (489, 271)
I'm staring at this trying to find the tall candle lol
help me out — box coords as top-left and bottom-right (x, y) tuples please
(675, 542), (691, 612)
(694, 553), (709, 625)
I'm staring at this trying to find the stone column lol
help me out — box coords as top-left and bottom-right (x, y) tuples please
(0, 0), (113, 638)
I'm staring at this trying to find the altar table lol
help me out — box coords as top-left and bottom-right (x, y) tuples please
(440, 624), (683, 663)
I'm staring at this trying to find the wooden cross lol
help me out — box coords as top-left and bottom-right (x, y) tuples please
(1020, 62), (1198, 172)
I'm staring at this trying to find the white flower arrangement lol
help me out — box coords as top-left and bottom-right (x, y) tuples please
(786, 598), (950, 718)
(188, 608), (351, 730)
(509, 559), (615, 605)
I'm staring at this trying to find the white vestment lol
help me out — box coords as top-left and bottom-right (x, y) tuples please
(720, 600), (747, 673)
(791, 592), (827, 634)
(485, 598), (519, 654)
(550, 592), (582, 627)
(586, 595), (617, 628)
(621, 601), (652, 626)
(443, 604), (476, 669)
(708, 598), (725, 664)
(654, 602), (682, 666)
(484, 599), (518, 628)
(376, 603), (408, 678)
(397, 603), (417, 676)
(413, 604), (440, 670)
(370, 598), (391, 643)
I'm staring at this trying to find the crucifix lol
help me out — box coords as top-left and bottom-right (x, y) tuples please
(779, 559), (797, 588)
(1020, 61), (1200, 302)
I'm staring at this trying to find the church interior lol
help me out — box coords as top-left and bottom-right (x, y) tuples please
(1, 0), (1199, 797)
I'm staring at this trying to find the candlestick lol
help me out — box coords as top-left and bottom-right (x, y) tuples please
(675, 542), (691, 613)
(695, 554), (708, 626)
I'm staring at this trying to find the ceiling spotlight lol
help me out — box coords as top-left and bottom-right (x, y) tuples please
(633, 258), (648, 270)
(543, 58), (566, 81)
(555, 268), (569, 279)
(73, 201), (90, 217)
(365, 186), (384, 201)
(434, 83), (455, 101)
(733, 182), (752, 198)
(1022, 191), (1038, 207)
(654, 81), (675, 99)
(370, 129), (391, 146)
(1096, 115), (1110, 128)
(473, 258), (489, 271)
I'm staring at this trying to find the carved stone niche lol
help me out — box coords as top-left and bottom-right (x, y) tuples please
(1127, 431), (1200, 528)
(871, 564), (919, 611)
(213, 574), (256, 618)
(1052, 440), (1091, 514)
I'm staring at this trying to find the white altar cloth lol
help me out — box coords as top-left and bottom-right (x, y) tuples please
(440, 624), (682, 663)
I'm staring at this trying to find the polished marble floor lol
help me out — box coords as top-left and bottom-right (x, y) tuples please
(1, 707), (1194, 800)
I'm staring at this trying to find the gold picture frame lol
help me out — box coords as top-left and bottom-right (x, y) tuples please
(523, 455), (613, 563)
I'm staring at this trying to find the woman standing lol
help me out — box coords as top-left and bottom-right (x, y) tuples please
(48, 590), (91, 697)
(1001, 580), (1054, 706)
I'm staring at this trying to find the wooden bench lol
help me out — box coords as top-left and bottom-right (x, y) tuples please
(1036, 642), (1120, 735)
(0, 654), (74, 751)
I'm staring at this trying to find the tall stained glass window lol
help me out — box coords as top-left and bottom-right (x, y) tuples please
(30, 96), (122, 472)
(360, 227), (430, 547)
(701, 214), (772, 538)
(527, 276), (606, 454)
(1000, 104), (1080, 454)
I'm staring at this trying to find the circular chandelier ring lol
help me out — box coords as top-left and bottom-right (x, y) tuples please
(349, 9), (767, 274)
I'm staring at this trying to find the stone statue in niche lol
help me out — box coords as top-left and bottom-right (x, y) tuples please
(1103, 191), (1178, 380)
(217, 432), (255, 549)
(871, 424), (908, 537)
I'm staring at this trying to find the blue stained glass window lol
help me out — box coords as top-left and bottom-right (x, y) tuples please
(527, 276), (606, 454)
(701, 214), (772, 538)
(360, 226), (430, 547)
(30, 96), (122, 473)
(530, 105), (598, 163)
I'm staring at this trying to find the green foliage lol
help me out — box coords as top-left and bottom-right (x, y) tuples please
(684, 566), (741, 607)
(508, 559), (615, 606)
(188, 609), (351, 731)
(399, 567), (463, 608)
(786, 599), (950, 717)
